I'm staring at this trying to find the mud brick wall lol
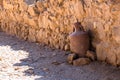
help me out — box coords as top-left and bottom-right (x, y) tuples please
(0, 0), (120, 66)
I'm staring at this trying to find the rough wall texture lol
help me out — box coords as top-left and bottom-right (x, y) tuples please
(0, 0), (120, 66)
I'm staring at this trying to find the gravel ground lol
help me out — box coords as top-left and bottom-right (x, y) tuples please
(0, 31), (120, 80)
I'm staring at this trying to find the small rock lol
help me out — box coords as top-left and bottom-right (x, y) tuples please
(64, 44), (69, 51)
(52, 53), (57, 57)
(52, 61), (61, 65)
(86, 50), (96, 61)
(73, 58), (91, 66)
(67, 54), (78, 64)
(40, 55), (46, 58)
(26, 68), (34, 74)
(36, 43), (39, 45)
(20, 47), (24, 49)
(43, 68), (49, 72)
(14, 67), (21, 71)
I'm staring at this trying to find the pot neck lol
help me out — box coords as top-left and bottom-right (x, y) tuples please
(74, 26), (81, 32)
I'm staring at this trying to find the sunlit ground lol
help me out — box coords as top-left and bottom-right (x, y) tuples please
(0, 45), (42, 80)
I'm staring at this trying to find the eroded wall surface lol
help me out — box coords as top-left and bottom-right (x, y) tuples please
(0, 0), (120, 66)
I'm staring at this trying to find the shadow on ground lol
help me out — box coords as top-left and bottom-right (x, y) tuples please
(0, 31), (120, 80)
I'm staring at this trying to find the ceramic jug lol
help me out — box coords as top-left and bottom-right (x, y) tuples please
(69, 22), (89, 57)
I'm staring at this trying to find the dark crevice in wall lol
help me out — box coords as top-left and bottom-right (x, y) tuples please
(80, 0), (86, 13)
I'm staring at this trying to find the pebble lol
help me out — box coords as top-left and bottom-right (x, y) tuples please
(43, 68), (49, 72)
(67, 53), (78, 64)
(52, 61), (61, 65)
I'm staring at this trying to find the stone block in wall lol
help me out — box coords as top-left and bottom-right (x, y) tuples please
(94, 21), (106, 41)
(106, 46), (117, 66)
(8, 12), (17, 21)
(27, 5), (37, 16)
(112, 26), (120, 44)
(28, 18), (38, 28)
(28, 28), (36, 42)
(19, 1), (28, 12)
(16, 24), (29, 40)
(38, 13), (51, 29)
(3, 1), (13, 10)
(8, 22), (17, 35)
(23, 13), (38, 29)
(23, 13), (31, 24)
(36, 29), (44, 43)
(19, 25), (29, 40)
(15, 25), (21, 38)
(111, 4), (120, 20)
(100, 3), (111, 21)
(36, 29), (50, 45)
(36, 1), (46, 12)
(73, 1), (85, 19)
(96, 42), (118, 66)
(96, 42), (107, 61)
(116, 47), (120, 66)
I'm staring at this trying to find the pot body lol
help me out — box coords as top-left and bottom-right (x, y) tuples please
(69, 31), (89, 57)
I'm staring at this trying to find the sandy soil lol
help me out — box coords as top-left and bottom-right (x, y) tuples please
(0, 31), (120, 80)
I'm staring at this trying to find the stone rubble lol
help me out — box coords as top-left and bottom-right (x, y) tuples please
(67, 50), (96, 66)
(67, 53), (78, 64)
(86, 50), (96, 61)
(73, 58), (91, 66)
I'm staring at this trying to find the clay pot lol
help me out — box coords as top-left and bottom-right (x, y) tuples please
(69, 22), (89, 57)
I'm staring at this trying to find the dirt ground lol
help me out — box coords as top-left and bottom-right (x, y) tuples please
(0, 31), (120, 80)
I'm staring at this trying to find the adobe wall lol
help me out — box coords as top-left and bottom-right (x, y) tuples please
(0, 0), (120, 66)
